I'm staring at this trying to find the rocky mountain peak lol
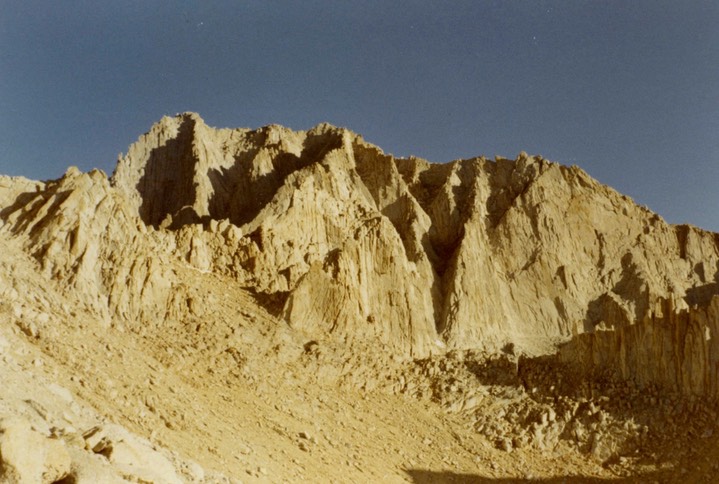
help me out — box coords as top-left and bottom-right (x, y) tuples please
(2, 114), (719, 481)
(4, 113), (719, 372)
(11, 117), (704, 357)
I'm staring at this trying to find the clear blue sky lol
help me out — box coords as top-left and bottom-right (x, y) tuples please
(1, 1), (718, 231)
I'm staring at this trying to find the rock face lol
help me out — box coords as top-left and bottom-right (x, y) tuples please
(0, 417), (71, 484)
(2, 112), (719, 396)
(562, 295), (719, 398)
(82, 424), (183, 484)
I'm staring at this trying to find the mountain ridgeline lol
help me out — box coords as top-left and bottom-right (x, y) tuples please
(2, 112), (719, 398)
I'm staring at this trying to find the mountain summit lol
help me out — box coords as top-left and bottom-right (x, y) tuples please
(108, 113), (719, 358)
(1, 113), (718, 481)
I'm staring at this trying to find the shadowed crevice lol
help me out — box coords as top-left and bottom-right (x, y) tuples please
(685, 262), (719, 307)
(136, 114), (198, 227)
(207, 127), (343, 227)
(0, 190), (41, 223)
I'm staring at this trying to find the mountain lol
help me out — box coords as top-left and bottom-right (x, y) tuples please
(1, 113), (718, 482)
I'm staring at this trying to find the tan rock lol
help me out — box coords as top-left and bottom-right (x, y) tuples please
(82, 424), (182, 484)
(0, 417), (71, 484)
(562, 294), (719, 398)
(1, 112), (718, 394)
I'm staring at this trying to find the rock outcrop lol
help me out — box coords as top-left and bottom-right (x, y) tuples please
(4, 112), (719, 481)
(0, 417), (71, 484)
(2, 112), (719, 394)
(562, 295), (719, 398)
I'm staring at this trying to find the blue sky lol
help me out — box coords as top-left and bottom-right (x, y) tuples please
(1, 1), (718, 231)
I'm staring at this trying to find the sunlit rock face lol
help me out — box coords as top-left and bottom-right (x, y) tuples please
(3, 113), (719, 389)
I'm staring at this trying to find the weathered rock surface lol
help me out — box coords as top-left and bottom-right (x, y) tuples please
(82, 424), (183, 484)
(3, 112), (719, 380)
(0, 417), (71, 484)
(562, 294), (719, 398)
(111, 115), (719, 360)
(2, 112), (719, 481)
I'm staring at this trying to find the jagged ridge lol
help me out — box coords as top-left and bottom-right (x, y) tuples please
(2, 112), (719, 396)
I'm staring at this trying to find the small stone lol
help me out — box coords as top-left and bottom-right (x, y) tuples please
(547, 408), (556, 422)
(185, 460), (205, 481)
(47, 383), (74, 403)
(498, 438), (513, 453)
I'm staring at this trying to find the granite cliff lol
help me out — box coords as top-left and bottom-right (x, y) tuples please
(16, 112), (718, 368)
(1, 113), (718, 482)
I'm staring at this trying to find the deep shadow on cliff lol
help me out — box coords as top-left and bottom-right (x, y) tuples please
(137, 114), (199, 227)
